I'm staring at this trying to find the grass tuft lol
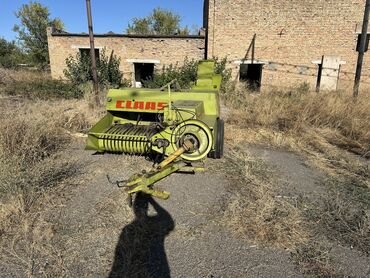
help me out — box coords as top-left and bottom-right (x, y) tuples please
(225, 90), (370, 156)
(223, 147), (308, 250)
(0, 98), (101, 275)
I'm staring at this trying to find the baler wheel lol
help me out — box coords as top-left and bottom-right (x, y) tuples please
(172, 120), (213, 162)
(209, 118), (224, 159)
(215, 118), (224, 159)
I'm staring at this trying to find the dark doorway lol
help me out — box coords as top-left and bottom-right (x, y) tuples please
(239, 64), (263, 91)
(79, 48), (100, 60)
(134, 63), (154, 83)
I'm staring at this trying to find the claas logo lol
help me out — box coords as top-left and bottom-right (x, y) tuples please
(116, 100), (167, 111)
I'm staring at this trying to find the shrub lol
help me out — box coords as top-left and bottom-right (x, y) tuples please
(64, 48), (123, 88)
(0, 55), (21, 69)
(142, 57), (198, 89)
(214, 57), (233, 94)
(1, 78), (83, 99)
(142, 57), (232, 93)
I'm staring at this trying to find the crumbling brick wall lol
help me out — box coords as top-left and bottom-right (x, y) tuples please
(47, 27), (205, 83)
(206, 0), (369, 90)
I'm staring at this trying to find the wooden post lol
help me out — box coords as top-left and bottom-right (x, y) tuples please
(242, 33), (256, 63)
(251, 34), (256, 64)
(86, 0), (100, 105)
(354, 0), (370, 98)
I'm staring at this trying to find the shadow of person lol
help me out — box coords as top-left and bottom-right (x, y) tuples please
(109, 193), (175, 278)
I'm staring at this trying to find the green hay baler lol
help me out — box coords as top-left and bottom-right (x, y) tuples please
(86, 60), (224, 200)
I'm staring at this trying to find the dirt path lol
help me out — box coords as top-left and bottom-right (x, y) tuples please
(49, 140), (308, 277)
(59, 136), (370, 277)
(247, 146), (370, 277)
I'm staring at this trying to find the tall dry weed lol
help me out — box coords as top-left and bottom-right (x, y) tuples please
(0, 98), (102, 203)
(0, 99), (100, 275)
(223, 88), (370, 275)
(223, 147), (308, 250)
(226, 90), (369, 150)
(224, 90), (370, 185)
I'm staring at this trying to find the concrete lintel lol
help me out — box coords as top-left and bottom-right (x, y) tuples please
(234, 59), (268, 65)
(126, 59), (161, 64)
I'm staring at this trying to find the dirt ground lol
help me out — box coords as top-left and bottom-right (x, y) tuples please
(2, 136), (368, 277)
(48, 141), (305, 277)
(247, 146), (370, 277)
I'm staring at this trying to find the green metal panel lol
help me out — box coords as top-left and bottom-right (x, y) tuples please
(192, 60), (222, 90)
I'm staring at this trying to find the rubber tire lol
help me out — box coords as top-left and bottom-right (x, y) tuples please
(210, 118), (224, 159)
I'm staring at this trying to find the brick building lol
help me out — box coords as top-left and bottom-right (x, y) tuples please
(47, 27), (205, 86)
(205, 0), (369, 90)
(48, 0), (368, 90)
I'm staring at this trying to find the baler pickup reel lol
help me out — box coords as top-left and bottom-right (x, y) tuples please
(86, 60), (224, 201)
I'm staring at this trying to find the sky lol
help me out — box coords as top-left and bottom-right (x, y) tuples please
(0, 0), (204, 41)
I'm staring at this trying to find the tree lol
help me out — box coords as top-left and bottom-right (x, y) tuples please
(0, 38), (27, 68)
(13, 1), (64, 68)
(64, 48), (124, 88)
(126, 8), (189, 35)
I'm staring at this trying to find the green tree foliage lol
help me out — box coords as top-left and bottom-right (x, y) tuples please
(143, 57), (232, 93)
(64, 48), (125, 88)
(214, 57), (233, 94)
(13, 1), (64, 68)
(142, 58), (198, 89)
(127, 8), (190, 35)
(0, 38), (27, 68)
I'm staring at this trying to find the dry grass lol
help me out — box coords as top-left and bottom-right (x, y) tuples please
(0, 68), (49, 85)
(0, 69), (126, 276)
(222, 144), (368, 276)
(224, 89), (370, 185)
(223, 146), (308, 250)
(0, 97), (104, 276)
(306, 177), (370, 254)
(291, 242), (339, 278)
(223, 87), (370, 276)
(289, 176), (370, 277)
(0, 68), (111, 102)
(225, 88), (370, 150)
(0, 98), (102, 196)
(0, 68), (86, 100)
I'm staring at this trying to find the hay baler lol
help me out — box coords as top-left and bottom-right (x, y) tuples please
(86, 60), (224, 201)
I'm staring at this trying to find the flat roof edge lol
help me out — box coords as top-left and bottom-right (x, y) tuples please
(51, 32), (205, 39)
